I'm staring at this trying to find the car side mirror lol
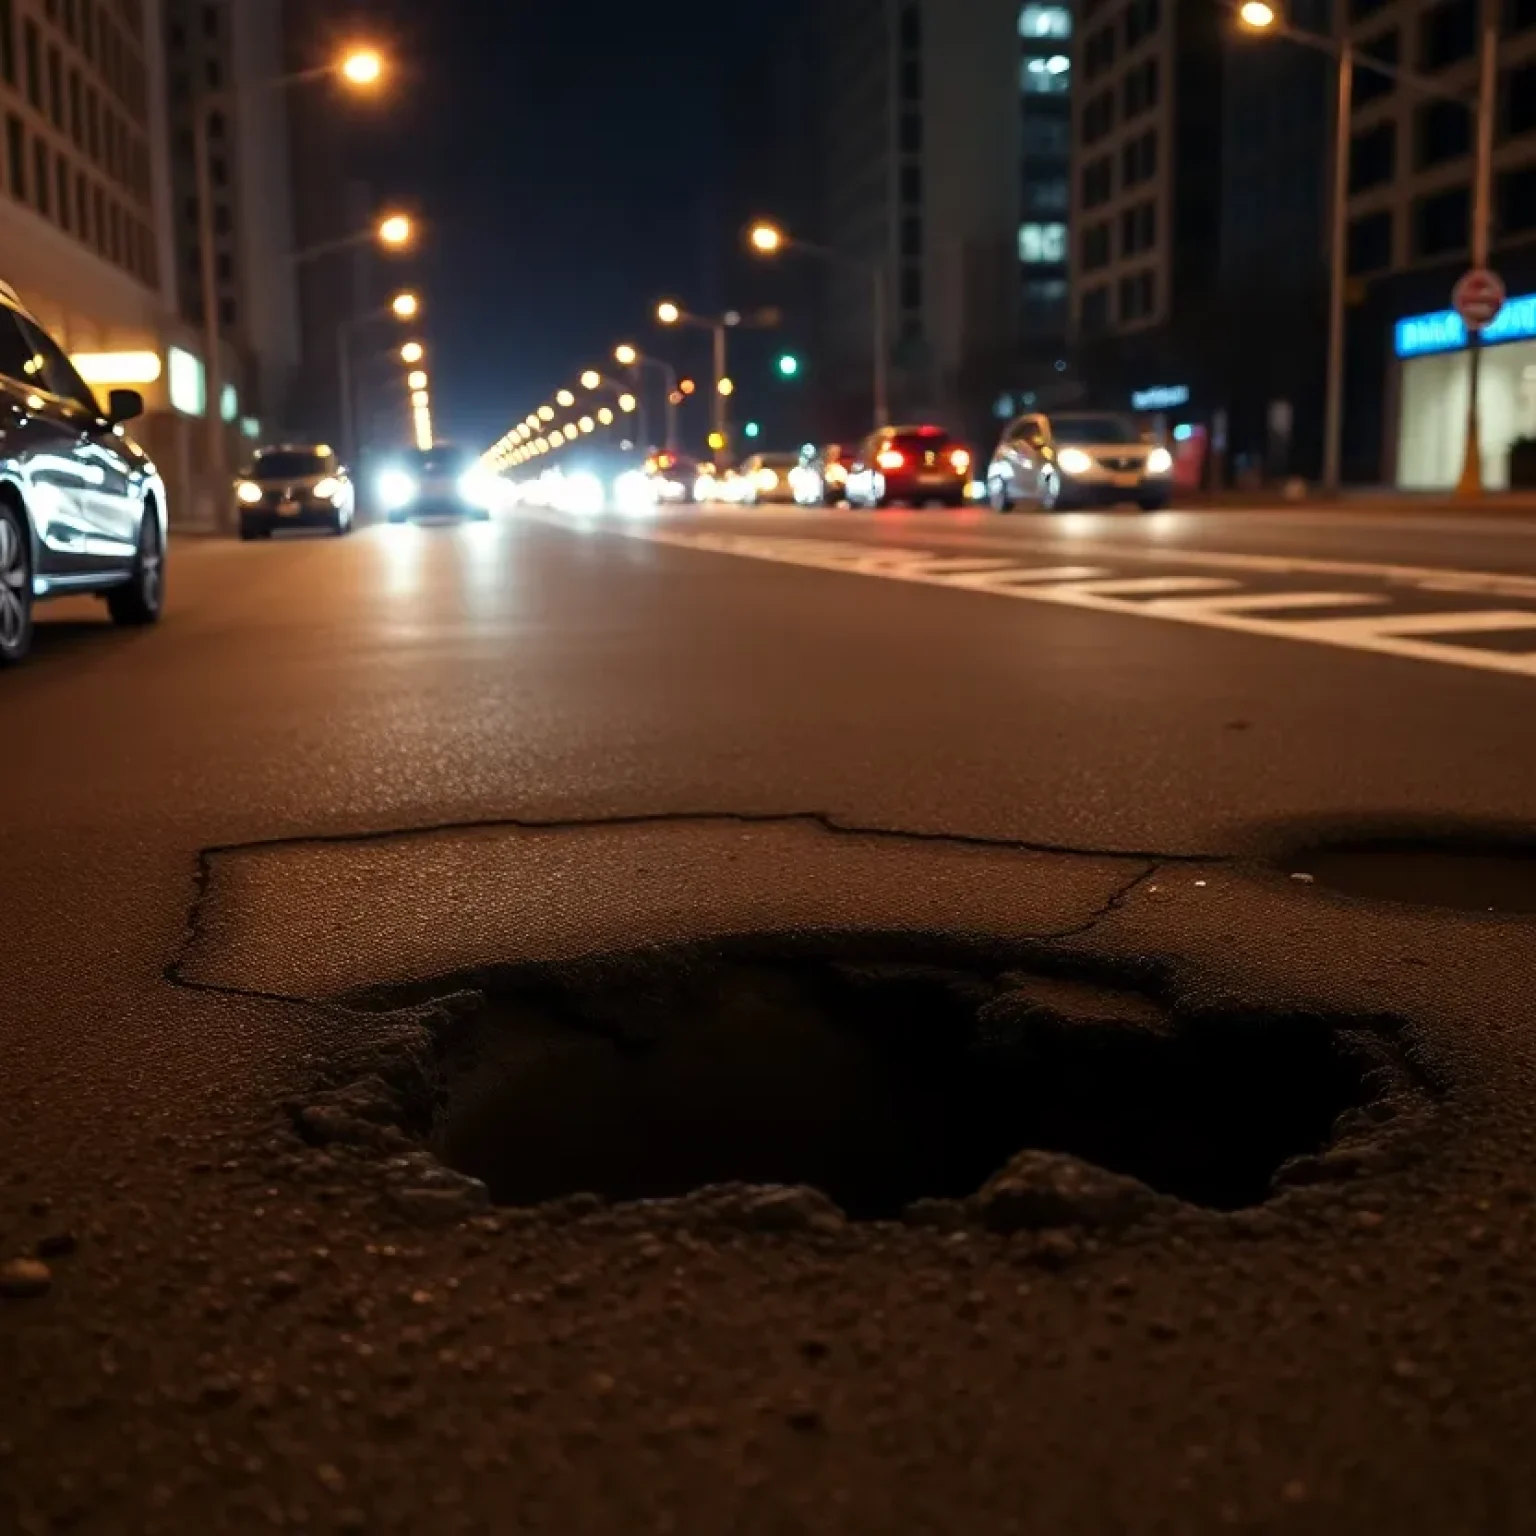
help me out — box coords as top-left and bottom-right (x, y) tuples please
(107, 389), (143, 424)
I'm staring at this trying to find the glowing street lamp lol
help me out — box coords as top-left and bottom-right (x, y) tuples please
(614, 344), (639, 367)
(579, 416), (595, 433)
(556, 388), (576, 408)
(597, 406), (614, 425)
(340, 47), (386, 86)
(400, 341), (425, 364)
(391, 291), (420, 319)
(618, 392), (637, 413)
(407, 369), (428, 390)
(377, 213), (414, 249)
(1237, 0), (1277, 25)
(748, 221), (785, 254)
(538, 405), (555, 421)
(716, 377), (735, 397)
(580, 370), (602, 390)
(411, 389), (430, 407)
(656, 301), (682, 326)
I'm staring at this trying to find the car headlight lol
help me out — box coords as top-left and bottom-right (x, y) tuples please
(378, 470), (418, 510)
(1056, 448), (1093, 475)
(755, 469), (779, 490)
(1146, 446), (1173, 474)
(313, 476), (342, 502)
(236, 480), (263, 505)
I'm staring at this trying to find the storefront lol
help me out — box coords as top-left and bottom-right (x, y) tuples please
(1392, 292), (1536, 490)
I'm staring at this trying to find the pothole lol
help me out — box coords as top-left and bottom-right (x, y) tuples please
(355, 937), (1429, 1223)
(1285, 837), (1536, 914)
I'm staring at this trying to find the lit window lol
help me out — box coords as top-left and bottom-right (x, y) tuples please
(1020, 4), (1071, 38)
(1019, 222), (1067, 263)
(1022, 54), (1070, 93)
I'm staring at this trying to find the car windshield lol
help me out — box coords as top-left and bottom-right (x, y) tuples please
(405, 448), (477, 475)
(251, 450), (330, 478)
(890, 430), (954, 450)
(1050, 416), (1141, 445)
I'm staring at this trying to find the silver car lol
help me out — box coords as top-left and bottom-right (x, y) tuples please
(986, 411), (1174, 512)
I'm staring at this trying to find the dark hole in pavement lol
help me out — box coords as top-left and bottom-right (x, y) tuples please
(427, 940), (1384, 1220)
(1290, 838), (1536, 914)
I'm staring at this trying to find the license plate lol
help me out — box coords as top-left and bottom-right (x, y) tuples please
(917, 472), (947, 485)
(278, 500), (299, 515)
(1112, 474), (1139, 488)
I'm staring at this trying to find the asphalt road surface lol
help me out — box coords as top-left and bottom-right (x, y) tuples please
(5, 502), (1536, 1534)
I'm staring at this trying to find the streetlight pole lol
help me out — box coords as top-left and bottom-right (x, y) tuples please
(1322, 39), (1352, 496)
(1457, 15), (1498, 498)
(745, 224), (887, 432)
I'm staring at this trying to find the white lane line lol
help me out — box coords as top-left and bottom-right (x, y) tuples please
(1145, 591), (1391, 615)
(634, 530), (1536, 681)
(1046, 575), (1240, 597)
(945, 565), (1114, 587)
(1291, 609), (1536, 638)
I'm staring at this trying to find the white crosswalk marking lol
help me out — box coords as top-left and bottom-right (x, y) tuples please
(621, 527), (1536, 681)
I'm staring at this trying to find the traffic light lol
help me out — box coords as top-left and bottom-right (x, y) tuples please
(744, 422), (761, 439)
(679, 378), (697, 396)
(776, 354), (800, 378)
(707, 431), (726, 451)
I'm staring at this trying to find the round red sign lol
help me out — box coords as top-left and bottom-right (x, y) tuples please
(1453, 267), (1506, 329)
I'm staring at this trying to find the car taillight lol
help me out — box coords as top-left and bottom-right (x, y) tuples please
(876, 449), (905, 471)
(949, 449), (971, 473)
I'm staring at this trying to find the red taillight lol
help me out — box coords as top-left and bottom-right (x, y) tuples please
(949, 448), (971, 473)
(876, 449), (905, 471)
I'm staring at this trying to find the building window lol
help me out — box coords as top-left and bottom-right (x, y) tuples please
(1412, 184), (1469, 256)
(1122, 128), (1157, 186)
(1505, 62), (1536, 138)
(1024, 176), (1069, 214)
(55, 155), (69, 229)
(32, 138), (48, 215)
(69, 69), (81, 145)
(220, 298), (237, 328)
(92, 183), (104, 250)
(86, 88), (98, 159)
(1347, 210), (1393, 274)
(1024, 109), (1071, 153)
(80, 0), (93, 61)
(1019, 4), (1071, 37)
(23, 18), (39, 107)
(1019, 221), (1066, 262)
(6, 115), (23, 201)
(1354, 29), (1398, 108)
(901, 215), (922, 257)
(1081, 221), (1112, 270)
(899, 3), (921, 50)
(1508, 0), (1536, 34)
(1080, 156), (1113, 208)
(900, 57), (921, 102)
(46, 45), (62, 127)
(1124, 0), (1161, 48)
(1419, 0), (1474, 70)
(1349, 123), (1395, 192)
(0, 0), (13, 88)
(1415, 99), (1470, 166)
(1084, 23), (1115, 80)
(1022, 277), (1068, 324)
(900, 162), (922, 205)
(1082, 87), (1116, 144)
(75, 170), (88, 238)
(1023, 54), (1070, 92)
(1081, 283), (1111, 334)
(1499, 164), (1536, 234)
(1119, 199), (1156, 256)
(1118, 268), (1155, 321)
(901, 265), (922, 310)
(1123, 58), (1159, 119)
(899, 112), (922, 154)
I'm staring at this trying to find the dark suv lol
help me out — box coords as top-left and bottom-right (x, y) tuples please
(0, 282), (167, 666)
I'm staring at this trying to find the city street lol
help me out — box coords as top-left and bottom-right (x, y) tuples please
(5, 504), (1536, 1532)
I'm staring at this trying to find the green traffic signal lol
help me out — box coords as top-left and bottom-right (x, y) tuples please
(776, 354), (800, 378)
(745, 422), (761, 439)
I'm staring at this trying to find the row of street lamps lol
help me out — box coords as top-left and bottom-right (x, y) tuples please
(486, 216), (883, 477)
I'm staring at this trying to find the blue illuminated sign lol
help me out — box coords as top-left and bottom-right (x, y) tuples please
(1395, 291), (1536, 359)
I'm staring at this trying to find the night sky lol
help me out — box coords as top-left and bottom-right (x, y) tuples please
(337, 0), (800, 450)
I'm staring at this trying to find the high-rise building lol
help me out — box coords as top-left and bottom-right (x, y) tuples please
(812, 0), (1020, 439)
(1018, 3), (1074, 347)
(0, 0), (204, 502)
(163, 0), (300, 450)
(1343, 0), (1536, 488)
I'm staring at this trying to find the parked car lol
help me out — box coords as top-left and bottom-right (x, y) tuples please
(986, 410), (1173, 511)
(738, 452), (801, 506)
(845, 425), (973, 508)
(791, 443), (856, 506)
(0, 281), (166, 666)
(235, 443), (356, 539)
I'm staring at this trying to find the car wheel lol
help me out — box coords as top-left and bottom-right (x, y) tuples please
(0, 500), (34, 667)
(1138, 494), (1169, 512)
(107, 507), (164, 626)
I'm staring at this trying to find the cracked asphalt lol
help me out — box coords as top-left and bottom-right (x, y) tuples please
(5, 509), (1536, 1534)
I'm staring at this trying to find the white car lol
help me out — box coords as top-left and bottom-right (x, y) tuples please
(986, 411), (1173, 512)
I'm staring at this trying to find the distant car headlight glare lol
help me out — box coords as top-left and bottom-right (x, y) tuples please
(1146, 446), (1173, 474)
(1056, 448), (1093, 475)
(378, 470), (418, 510)
(313, 476), (342, 501)
(236, 480), (263, 505)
